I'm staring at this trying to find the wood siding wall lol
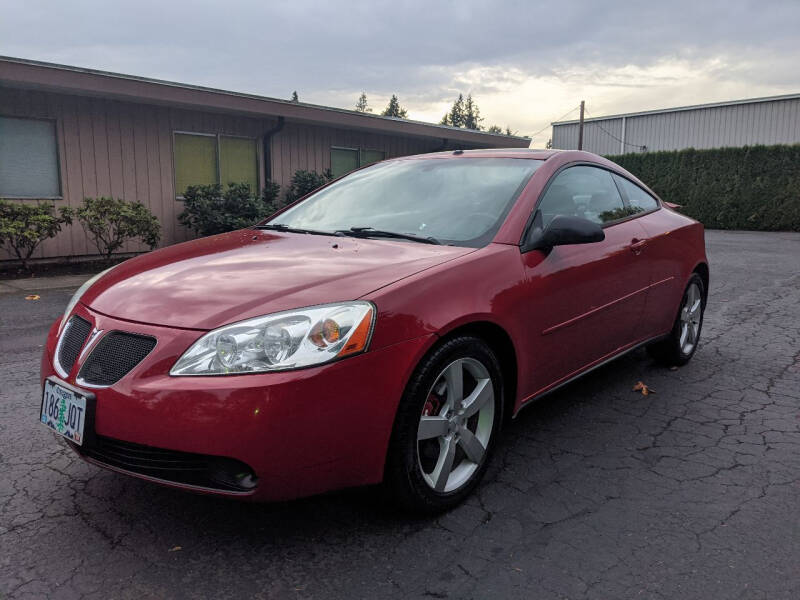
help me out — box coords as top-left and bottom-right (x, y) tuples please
(0, 87), (443, 262)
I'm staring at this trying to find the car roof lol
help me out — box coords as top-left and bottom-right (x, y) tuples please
(393, 148), (561, 161)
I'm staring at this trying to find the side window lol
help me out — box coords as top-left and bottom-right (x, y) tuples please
(537, 166), (626, 227)
(614, 175), (659, 213)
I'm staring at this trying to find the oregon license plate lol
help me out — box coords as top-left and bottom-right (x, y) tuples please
(41, 379), (88, 445)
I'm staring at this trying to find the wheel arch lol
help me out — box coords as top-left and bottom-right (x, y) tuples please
(692, 261), (710, 301)
(434, 320), (519, 423)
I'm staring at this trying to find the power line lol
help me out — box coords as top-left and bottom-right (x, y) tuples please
(529, 105), (581, 141)
(583, 107), (647, 151)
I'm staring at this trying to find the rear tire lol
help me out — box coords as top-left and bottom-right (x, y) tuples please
(647, 273), (705, 366)
(384, 336), (504, 514)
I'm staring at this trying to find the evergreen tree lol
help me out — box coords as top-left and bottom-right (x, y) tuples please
(463, 94), (483, 130)
(355, 92), (372, 112)
(290, 91), (299, 102)
(487, 124), (502, 133)
(381, 94), (408, 118)
(441, 94), (465, 127)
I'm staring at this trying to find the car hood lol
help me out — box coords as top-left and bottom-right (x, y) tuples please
(82, 229), (475, 330)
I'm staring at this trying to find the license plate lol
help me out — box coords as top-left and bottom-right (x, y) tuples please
(41, 379), (88, 445)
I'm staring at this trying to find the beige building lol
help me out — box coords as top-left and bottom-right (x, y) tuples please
(0, 56), (529, 262)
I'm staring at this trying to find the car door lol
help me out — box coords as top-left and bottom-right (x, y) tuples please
(613, 173), (684, 338)
(519, 165), (652, 396)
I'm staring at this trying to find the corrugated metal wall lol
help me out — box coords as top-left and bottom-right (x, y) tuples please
(552, 96), (800, 154)
(0, 87), (443, 262)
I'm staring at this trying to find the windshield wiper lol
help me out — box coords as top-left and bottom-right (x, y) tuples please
(334, 227), (441, 245)
(255, 223), (335, 236)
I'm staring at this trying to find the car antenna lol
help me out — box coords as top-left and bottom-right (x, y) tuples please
(452, 149), (464, 155)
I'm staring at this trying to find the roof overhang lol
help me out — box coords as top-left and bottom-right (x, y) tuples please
(0, 56), (530, 148)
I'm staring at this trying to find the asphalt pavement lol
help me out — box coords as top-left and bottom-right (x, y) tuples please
(1, 229), (799, 599)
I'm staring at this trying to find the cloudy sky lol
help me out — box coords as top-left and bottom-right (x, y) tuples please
(2, 0), (799, 145)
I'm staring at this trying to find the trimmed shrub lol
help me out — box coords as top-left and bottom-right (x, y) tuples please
(179, 182), (281, 237)
(0, 200), (73, 270)
(284, 169), (333, 204)
(607, 144), (800, 231)
(76, 197), (160, 258)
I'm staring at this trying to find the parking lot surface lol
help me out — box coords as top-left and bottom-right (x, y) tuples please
(2, 229), (799, 599)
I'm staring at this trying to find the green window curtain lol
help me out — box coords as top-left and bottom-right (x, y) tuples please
(220, 136), (258, 191)
(0, 116), (61, 198)
(330, 148), (359, 178)
(360, 149), (385, 167)
(174, 133), (217, 197)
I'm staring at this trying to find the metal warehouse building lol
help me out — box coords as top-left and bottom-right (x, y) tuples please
(552, 93), (800, 155)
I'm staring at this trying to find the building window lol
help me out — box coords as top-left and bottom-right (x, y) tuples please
(330, 147), (386, 178)
(0, 116), (61, 198)
(330, 147), (359, 179)
(173, 132), (258, 197)
(360, 149), (385, 167)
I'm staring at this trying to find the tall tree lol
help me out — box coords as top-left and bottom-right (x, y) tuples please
(440, 94), (465, 127)
(382, 94), (408, 118)
(290, 91), (299, 102)
(463, 94), (483, 130)
(487, 124), (502, 133)
(355, 92), (372, 112)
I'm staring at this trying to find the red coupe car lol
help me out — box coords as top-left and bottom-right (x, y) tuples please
(40, 149), (708, 512)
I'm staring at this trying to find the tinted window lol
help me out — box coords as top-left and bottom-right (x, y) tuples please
(537, 166), (626, 226)
(615, 175), (659, 212)
(271, 158), (541, 247)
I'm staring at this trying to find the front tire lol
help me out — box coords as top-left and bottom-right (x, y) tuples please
(384, 336), (504, 514)
(648, 273), (706, 366)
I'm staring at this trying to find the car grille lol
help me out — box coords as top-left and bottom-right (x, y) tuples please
(77, 331), (157, 386)
(57, 316), (92, 375)
(80, 435), (258, 493)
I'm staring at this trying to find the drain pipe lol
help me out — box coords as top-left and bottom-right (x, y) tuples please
(262, 117), (285, 183)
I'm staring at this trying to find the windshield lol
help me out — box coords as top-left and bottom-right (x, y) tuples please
(267, 157), (541, 247)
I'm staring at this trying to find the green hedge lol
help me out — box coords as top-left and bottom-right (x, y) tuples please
(607, 144), (800, 231)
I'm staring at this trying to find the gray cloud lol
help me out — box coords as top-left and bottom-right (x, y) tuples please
(2, 0), (799, 131)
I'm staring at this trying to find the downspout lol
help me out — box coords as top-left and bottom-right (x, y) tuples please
(262, 116), (285, 183)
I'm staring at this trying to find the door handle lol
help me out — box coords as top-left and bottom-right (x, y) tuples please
(629, 238), (648, 254)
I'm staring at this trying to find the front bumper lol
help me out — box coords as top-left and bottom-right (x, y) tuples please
(41, 304), (433, 501)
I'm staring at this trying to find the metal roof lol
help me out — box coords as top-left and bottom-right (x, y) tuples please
(552, 92), (800, 125)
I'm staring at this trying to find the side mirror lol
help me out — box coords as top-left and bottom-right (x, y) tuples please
(525, 215), (605, 252)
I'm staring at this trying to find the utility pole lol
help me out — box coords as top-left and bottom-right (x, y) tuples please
(577, 100), (585, 151)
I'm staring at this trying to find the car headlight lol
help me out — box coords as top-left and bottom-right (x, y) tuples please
(58, 265), (117, 336)
(170, 302), (376, 376)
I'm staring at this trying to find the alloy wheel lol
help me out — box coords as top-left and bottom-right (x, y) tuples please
(416, 357), (495, 493)
(679, 281), (703, 355)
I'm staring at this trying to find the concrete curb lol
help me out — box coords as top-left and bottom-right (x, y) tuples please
(0, 273), (96, 295)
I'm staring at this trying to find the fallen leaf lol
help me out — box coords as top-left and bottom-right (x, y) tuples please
(632, 381), (655, 396)
(25, 294), (40, 300)
(168, 546), (182, 552)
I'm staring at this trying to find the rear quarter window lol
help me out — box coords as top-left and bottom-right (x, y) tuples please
(615, 175), (659, 213)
